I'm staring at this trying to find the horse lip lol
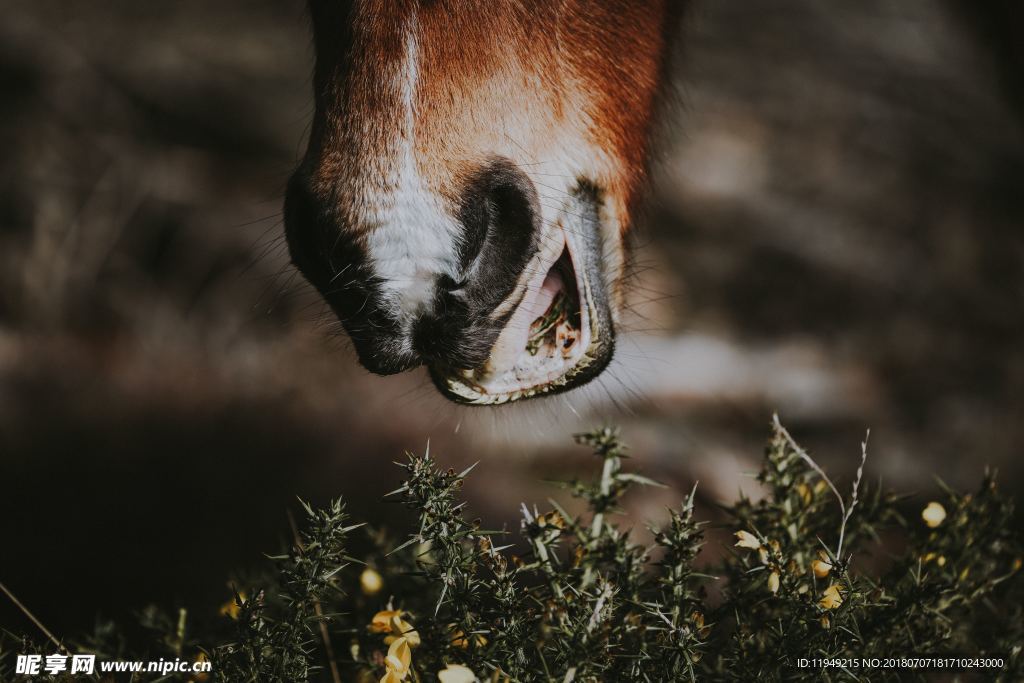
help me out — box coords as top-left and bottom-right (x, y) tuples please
(430, 189), (614, 405)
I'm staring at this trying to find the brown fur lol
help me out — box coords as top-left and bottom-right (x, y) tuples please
(305, 0), (678, 241)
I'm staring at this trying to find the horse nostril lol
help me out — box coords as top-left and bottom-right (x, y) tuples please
(409, 158), (543, 371)
(454, 157), (541, 307)
(458, 158), (540, 278)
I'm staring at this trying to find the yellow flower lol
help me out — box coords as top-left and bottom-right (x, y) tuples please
(734, 530), (761, 550)
(538, 511), (565, 529)
(361, 568), (384, 596)
(380, 637), (412, 683)
(369, 610), (421, 647)
(936, 555), (946, 567)
(449, 624), (487, 649)
(819, 584), (844, 610)
(219, 591), (247, 620)
(811, 551), (832, 578)
(438, 664), (477, 683)
(369, 610), (402, 634)
(1012, 558), (1022, 572)
(922, 501), (946, 528)
(795, 482), (812, 505)
(191, 652), (210, 682)
(691, 611), (711, 638)
(767, 571), (780, 594)
(386, 615), (421, 647)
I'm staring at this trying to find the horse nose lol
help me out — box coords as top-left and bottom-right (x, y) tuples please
(456, 157), (541, 284)
(285, 170), (423, 376)
(412, 157), (542, 370)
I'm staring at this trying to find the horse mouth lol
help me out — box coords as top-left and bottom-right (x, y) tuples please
(431, 192), (614, 405)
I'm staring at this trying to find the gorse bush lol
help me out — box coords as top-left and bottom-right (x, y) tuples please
(3, 419), (1022, 682)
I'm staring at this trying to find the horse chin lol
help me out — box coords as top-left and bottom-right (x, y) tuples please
(431, 190), (614, 405)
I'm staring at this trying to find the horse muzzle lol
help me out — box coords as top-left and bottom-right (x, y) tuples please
(284, 158), (615, 404)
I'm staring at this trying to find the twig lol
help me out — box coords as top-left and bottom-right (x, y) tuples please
(286, 510), (342, 683)
(773, 414), (845, 515)
(773, 414), (870, 559)
(589, 454), (616, 539)
(0, 580), (66, 653)
(839, 431), (870, 558)
(586, 581), (614, 635)
(174, 608), (187, 658)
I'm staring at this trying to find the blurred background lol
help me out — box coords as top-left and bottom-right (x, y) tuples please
(1, 0), (1022, 638)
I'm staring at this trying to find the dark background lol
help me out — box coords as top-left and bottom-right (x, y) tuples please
(1, 0), (1022, 640)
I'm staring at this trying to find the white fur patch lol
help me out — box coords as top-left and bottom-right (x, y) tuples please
(363, 12), (462, 337)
